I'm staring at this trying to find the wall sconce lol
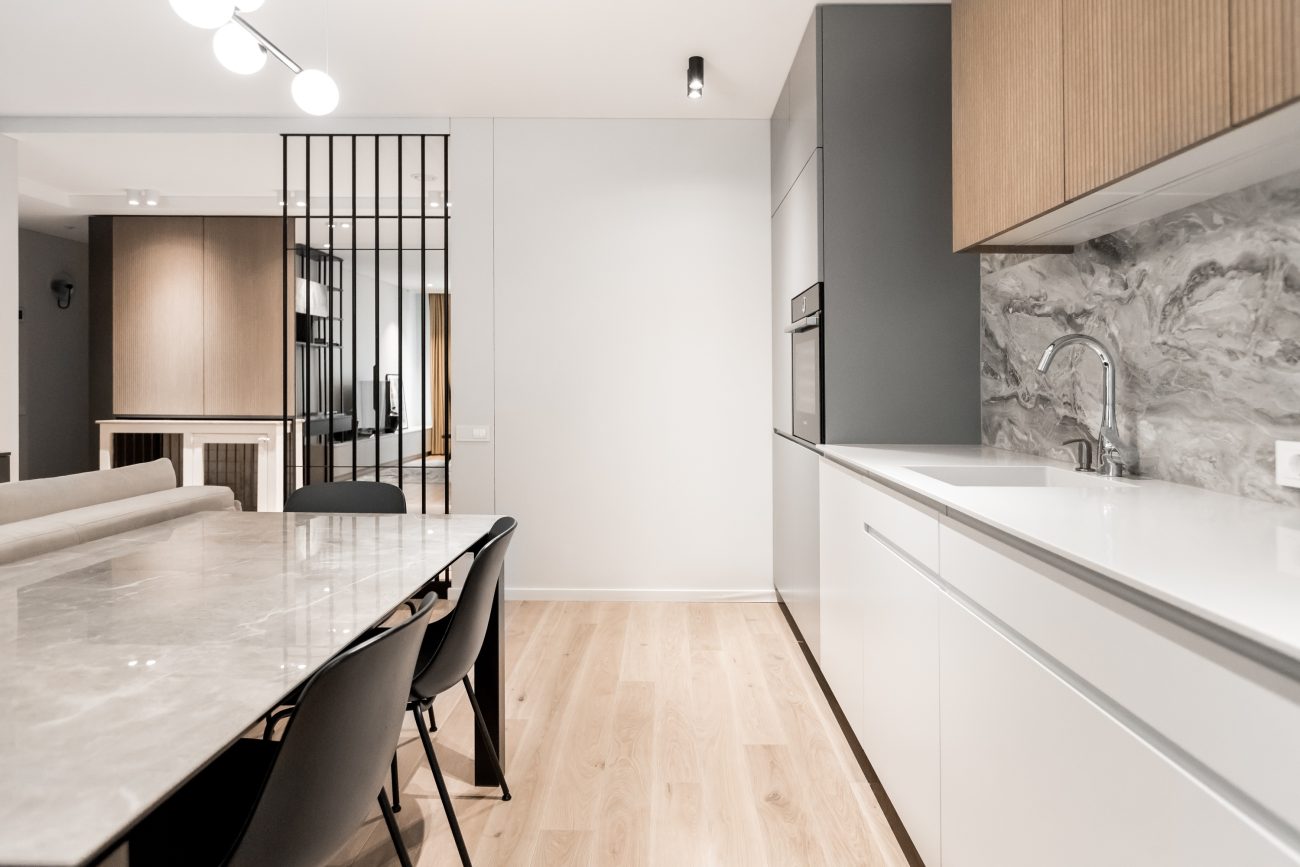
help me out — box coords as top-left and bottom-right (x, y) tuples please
(51, 278), (75, 310)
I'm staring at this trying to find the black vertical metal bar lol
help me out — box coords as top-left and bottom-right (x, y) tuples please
(420, 135), (427, 515)
(327, 136), (335, 481)
(304, 136), (312, 486)
(351, 135), (358, 480)
(374, 135), (381, 485)
(281, 134), (289, 502)
(397, 136), (404, 497)
(442, 135), (451, 516)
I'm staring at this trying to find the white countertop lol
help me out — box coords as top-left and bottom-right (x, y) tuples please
(0, 510), (499, 867)
(820, 444), (1300, 667)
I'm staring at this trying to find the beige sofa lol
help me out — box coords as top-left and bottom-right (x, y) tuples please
(0, 459), (238, 565)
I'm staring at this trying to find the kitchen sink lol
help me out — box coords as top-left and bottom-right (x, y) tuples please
(905, 465), (1134, 488)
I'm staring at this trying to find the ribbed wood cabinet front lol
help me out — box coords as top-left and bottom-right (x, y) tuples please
(951, 0), (1064, 251)
(112, 217), (206, 416)
(1063, 0), (1231, 199)
(202, 218), (285, 417)
(1231, 0), (1300, 123)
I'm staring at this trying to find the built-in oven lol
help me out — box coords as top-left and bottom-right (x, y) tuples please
(786, 283), (823, 444)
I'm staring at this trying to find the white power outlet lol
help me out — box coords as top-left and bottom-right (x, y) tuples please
(1276, 441), (1300, 489)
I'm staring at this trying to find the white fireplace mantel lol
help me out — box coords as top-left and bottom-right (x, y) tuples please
(97, 419), (300, 512)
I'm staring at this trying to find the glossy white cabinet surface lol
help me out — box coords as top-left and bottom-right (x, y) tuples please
(859, 529), (941, 867)
(940, 595), (1299, 867)
(821, 443), (1300, 665)
(774, 433), (821, 658)
(818, 459), (866, 734)
(941, 518), (1300, 834)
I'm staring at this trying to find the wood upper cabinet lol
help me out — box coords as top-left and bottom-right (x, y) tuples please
(1064, 0), (1231, 199)
(105, 216), (285, 418)
(951, 0), (1065, 250)
(112, 217), (206, 416)
(1231, 0), (1300, 123)
(203, 218), (285, 417)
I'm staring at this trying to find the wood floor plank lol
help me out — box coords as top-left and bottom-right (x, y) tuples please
(593, 680), (655, 866)
(337, 602), (910, 867)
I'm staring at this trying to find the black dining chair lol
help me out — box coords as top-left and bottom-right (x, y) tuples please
(393, 515), (517, 867)
(283, 480), (408, 514)
(129, 593), (436, 867)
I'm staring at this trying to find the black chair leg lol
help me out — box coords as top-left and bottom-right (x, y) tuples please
(462, 675), (511, 801)
(390, 753), (402, 812)
(428, 703), (437, 732)
(378, 789), (414, 867)
(413, 708), (472, 867)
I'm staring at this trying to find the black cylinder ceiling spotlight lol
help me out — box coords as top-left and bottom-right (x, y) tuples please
(687, 56), (704, 99)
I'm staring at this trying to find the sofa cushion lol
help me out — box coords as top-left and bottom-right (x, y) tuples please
(0, 486), (237, 566)
(0, 459), (178, 525)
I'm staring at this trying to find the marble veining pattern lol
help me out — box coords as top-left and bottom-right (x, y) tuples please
(0, 510), (498, 867)
(981, 169), (1300, 506)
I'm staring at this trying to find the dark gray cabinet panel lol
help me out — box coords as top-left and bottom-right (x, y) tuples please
(819, 4), (979, 444)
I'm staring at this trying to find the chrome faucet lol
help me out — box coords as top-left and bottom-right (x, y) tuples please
(1036, 334), (1135, 477)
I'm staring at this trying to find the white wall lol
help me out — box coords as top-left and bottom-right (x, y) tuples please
(0, 136), (18, 477)
(487, 119), (772, 599)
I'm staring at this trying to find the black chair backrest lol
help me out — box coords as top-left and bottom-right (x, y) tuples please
(227, 593), (435, 867)
(412, 517), (516, 699)
(284, 481), (407, 514)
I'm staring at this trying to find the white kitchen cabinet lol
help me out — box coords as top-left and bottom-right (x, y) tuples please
(771, 150), (822, 434)
(818, 459), (867, 734)
(939, 593), (1299, 867)
(859, 530), (941, 867)
(774, 433), (821, 658)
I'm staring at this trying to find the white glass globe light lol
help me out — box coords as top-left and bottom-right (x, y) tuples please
(292, 69), (340, 116)
(213, 23), (267, 74)
(169, 0), (235, 29)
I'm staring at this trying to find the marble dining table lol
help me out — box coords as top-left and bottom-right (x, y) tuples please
(0, 509), (504, 867)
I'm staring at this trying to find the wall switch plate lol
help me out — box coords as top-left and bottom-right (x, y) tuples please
(456, 424), (491, 443)
(1276, 441), (1300, 489)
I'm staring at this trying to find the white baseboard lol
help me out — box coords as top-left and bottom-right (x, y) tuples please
(498, 586), (778, 603)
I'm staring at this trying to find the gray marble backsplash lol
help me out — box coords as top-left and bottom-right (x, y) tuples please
(981, 169), (1300, 506)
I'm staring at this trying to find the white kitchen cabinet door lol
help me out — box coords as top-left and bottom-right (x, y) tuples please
(939, 595), (1300, 867)
(773, 433), (821, 659)
(819, 458), (866, 735)
(859, 531), (941, 867)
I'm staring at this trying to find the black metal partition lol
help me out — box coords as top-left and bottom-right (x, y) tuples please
(281, 134), (450, 514)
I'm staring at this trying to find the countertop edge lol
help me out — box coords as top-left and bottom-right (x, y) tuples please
(818, 449), (1300, 682)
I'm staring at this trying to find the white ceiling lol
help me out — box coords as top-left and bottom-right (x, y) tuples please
(0, 0), (943, 120)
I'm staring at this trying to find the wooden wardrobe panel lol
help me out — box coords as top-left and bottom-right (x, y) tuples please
(1231, 0), (1300, 123)
(112, 217), (205, 416)
(951, 0), (1065, 251)
(1064, 0), (1231, 199)
(202, 217), (287, 417)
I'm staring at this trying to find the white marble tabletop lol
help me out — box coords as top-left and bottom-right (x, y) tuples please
(0, 510), (499, 867)
(821, 444), (1300, 668)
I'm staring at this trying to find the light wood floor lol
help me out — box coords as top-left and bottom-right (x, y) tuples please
(328, 602), (910, 867)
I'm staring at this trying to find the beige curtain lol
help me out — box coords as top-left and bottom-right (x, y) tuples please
(428, 294), (448, 456)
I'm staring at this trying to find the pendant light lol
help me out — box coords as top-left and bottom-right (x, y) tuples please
(171, 0), (340, 115)
(292, 69), (340, 116)
(213, 21), (267, 74)
(169, 0), (235, 29)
